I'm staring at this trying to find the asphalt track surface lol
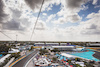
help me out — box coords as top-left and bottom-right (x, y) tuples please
(12, 50), (38, 67)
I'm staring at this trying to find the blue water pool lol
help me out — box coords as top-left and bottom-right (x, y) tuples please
(0, 54), (2, 57)
(70, 51), (100, 61)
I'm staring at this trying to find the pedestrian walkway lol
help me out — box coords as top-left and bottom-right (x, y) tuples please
(27, 59), (34, 67)
(25, 52), (39, 67)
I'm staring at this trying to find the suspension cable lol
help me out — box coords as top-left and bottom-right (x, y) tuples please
(30, 0), (44, 41)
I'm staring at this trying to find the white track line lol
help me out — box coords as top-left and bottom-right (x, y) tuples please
(24, 52), (39, 67)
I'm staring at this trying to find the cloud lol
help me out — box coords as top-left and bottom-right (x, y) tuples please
(24, 0), (51, 12)
(53, 17), (66, 24)
(80, 10), (100, 35)
(0, 0), (24, 31)
(46, 14), (56, 22)
(24, 0), (61, 12)
(92, 0), (98, 5)
(24, 0), (43, 11)
(81, 28), (100, 35)
(59, 0), (88, 15)
(35, 20), (47, 30)
(2, 19), (25, 31)
(54, 13), (82, 24)
(10, 8), (22, 19)
(1, 0), (48, 32)
(55, 0), (87, 24)
(1, 8), (24, 31)
(42, 13), (47, 16)
(87, 24), (97, 29)
(87, 10), (100, 19)
(0, 0), (8, 23)
(81, 5), (88, 10)
(64, 0), (85, 10)
(54, 10), (100, 37)
(94, 5), (100, 8)
(66, 14), (82, 23)
(1, 7), (33, 31)
(0, 0), (100, 41)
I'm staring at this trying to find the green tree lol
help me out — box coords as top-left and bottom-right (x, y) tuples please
(39, 49), (48, 55)
(29, 46), (34, 51)
(52, 57), (57, 63)
(68, 60), (71, 64)
(11, 52), (20, 59)
(75, 64), (82, 67)
(0, 45), (10, 53)
(51, 48), (60, 52)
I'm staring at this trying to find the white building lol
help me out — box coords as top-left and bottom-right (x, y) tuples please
(34, 43), (45, 46)
(34, 43), (59, 46)
(19, 46), (26, 51)
(16, 43), (20, 46)
(8, 48), (19, 53)
(60, 43), (67, 46)
(51, 46), (75, 51)
(34, 56), (51, 66)
(75, 62), (85, 67)
(46, 43), (59, 46)
(89, 43), (100, 46)
(73, 47), (86, 51)
(0, 54), (11, 63)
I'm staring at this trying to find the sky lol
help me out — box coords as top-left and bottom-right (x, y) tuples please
(0, 0), (100, 41)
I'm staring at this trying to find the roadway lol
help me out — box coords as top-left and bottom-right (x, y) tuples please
(12, 50), (38, 67)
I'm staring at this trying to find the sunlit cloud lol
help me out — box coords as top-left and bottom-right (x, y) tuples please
(0, 0), (100, 41)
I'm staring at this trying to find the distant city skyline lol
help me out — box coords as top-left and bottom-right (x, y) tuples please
(0, 0), (100, 41)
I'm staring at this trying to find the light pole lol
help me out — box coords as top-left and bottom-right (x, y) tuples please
(16, 34), (18, 41)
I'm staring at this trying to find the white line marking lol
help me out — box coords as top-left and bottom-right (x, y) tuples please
(24, 52), (39, 67)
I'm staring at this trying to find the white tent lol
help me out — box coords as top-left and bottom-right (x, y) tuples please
(76, 62), (85, 67)
(8, 48), (19, 53)
(61, 53), (76, 58)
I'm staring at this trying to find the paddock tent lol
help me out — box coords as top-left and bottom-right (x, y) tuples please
(61, 53), (76, 58)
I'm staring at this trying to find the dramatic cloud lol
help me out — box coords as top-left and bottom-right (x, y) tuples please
(0, 0), (100, 41)
(64, 0), (85, 10)
(24, 0), (61, 12)
(0, 0), (8, 23)
(80, 10), (100, 35)
(88, 24), (97, 29)
(1, 7), (33, 31)
(2, 20), (24, 31)
(25, 0), (43, 11)
(54, 0), (87, 24)
(65, 14), (82, 23)
(2, 8), (22, 30)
